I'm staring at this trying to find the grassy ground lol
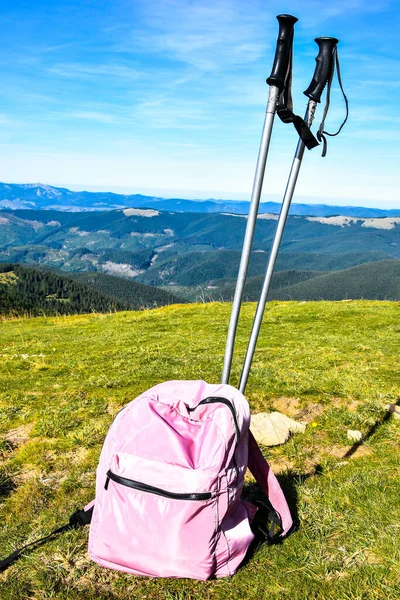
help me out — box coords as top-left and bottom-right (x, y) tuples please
(0, 300), (399, 600)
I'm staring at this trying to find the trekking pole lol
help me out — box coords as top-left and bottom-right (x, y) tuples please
(238, 37), (340, 394)
(221, 14), (298, 385)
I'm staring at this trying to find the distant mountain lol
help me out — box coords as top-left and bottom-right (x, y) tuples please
(0, 263), (183, 316)
(0, 209), (399, 284)
(0, 182), (398, 218)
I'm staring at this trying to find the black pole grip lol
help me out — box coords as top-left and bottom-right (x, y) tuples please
(303, 37), (339, 103)
(266, 14), (298, 91)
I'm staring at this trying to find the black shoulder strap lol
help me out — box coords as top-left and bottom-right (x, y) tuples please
(0, 505), (93, 573)
(276, 44), (319, 151)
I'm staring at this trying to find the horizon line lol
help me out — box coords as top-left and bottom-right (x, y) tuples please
(1, 179), (399, 210)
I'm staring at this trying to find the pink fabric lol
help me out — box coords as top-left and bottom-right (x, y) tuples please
(88, 380), (292, 579)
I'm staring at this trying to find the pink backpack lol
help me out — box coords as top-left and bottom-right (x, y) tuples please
(86, 380), (292, 580)
(1, 380), (292, 577)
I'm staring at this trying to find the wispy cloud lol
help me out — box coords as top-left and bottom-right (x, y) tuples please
(115, 0), (273, 72)
(135, 99), (216, 130)
(59, 110), (119, 124)
(33, 42), (80, 55)
(46, 62), (141, 80)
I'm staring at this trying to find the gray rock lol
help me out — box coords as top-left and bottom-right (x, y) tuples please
(251, 412), (306, 447)
(347, 429), (363, 442)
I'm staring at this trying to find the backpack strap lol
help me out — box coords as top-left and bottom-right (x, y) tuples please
(0, 501), (94, 572)
(247, 430), (293, 538)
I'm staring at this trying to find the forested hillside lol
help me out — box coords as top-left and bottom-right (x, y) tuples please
(0, 264), (183, 316)
(138, 249), (392, 287)
(69, 271), (185, 307)
(267, 260), (400, 301)
(184, 260), (400, 302)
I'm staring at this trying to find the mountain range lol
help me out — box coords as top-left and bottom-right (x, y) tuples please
(0, 182), (398, 218)
(0, 206), (399, 303)
(1, 207), (399, 269)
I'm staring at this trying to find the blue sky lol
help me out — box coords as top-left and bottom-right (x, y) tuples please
(0, 0), (399, 207)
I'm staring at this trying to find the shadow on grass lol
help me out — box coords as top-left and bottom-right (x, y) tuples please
(342, 399), (399, 459)
(241, 399), (400, 568)
(0, 472), (16, 499)
(0, 439), (17, 500)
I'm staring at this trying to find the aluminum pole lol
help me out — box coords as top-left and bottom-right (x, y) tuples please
(221, 85), (279, 384)
(221, 13), (298, 386)
(238, 99), (317, 393)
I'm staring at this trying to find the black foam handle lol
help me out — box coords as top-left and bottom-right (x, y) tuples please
(266, 14), (298, 91)
(303, 37), (339, 103)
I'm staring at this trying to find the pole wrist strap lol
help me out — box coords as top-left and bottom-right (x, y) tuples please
(276, 45), (319, 150)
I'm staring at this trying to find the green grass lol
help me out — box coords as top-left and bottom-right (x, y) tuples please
(0, 300), (399, 600)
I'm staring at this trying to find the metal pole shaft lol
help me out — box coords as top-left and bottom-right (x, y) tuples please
(238, 99), (317, 393)
(221, 85), (280, 385)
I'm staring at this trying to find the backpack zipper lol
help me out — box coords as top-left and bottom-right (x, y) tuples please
(104, 469), (212, 501)
(187, 396), (240, 480)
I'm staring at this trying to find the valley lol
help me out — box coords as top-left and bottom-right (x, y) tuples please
(0, 206), (399, 308)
